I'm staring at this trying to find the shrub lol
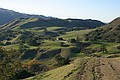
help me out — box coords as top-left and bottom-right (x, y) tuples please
(26, 38), (40, 46)
(4, 41), (11, 45)
(23, 60), (49, 74)
(117, 46), (120, 50)
(55, 54), (70, 66)
(15, 70), (35, 79)
(68, 38), (76, 43)
(107, 54), (120, 58)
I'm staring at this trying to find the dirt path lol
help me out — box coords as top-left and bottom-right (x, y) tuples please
(75, 57), (120, 80)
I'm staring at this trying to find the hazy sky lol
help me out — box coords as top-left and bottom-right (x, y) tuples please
(0, 0), (120, 22)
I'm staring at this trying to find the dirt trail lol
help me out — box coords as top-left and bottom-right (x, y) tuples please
(75, 57), (120, 80)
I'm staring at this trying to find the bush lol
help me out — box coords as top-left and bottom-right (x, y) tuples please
(19, 44), (29, 52)
(26, 38), (40, 46)
(60, 42), (65, 47)
(5, 41), (11, 45)
(23, 60), (49, 74)
(107, 54), (120, 58)
(69, 39), (76, 43)
(117, 46), (120, 50)
(58, 37), (64, 40)
(15, 70), (35, 79)
(55, 54), (70, 66)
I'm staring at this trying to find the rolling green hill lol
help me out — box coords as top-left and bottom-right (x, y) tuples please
(0, 18), (105, 31)
(85, 17), (120, 42)
(1, 14), (120, 80)
(58, 29), (94, 40)
(26, 57), (120, 80)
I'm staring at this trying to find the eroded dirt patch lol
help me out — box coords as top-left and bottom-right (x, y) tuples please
(75, 58), (120, 80)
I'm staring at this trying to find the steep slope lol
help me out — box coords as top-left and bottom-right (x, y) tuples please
(0, 18), (105, 30)
(85, 17), (120, 42)
(26, 57), (120, 80)
(0, 8), (49, 25)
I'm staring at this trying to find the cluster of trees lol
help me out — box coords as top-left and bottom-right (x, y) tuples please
(54, 54), (70, 66)
(66, 27), (86, 32)
(85, 25), (120, 43)
(67, 36), (82, 43)
(23, 60), (49, 74)
(18, 31), (43, 46)
(0, 30), (18, 41)
(18, 30), (60, 46)
(18, 43), (29, 52)
(0, 47), (50, 80)
(0, 41), (11, 46)
(25, 37), (40, 46)
(82, 44), (108, 54)
(0, 47), (20, 80)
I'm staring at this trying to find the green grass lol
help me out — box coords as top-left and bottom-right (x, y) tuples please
(25, 58), (90, 80)
(26, 63), (76, 80)
(13, 18), (39, 30)
(10, 34), (22, 43)
(105, 42), (120, 53)
(40, 40), (73, 49)
(58, 29), (94, 40)
(83, 41), (120, 57)
(47, 27), (65, 31)
(3, 44), (19, 50)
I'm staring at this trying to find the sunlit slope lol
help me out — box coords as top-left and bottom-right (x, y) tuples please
(26, 57), (120, 80)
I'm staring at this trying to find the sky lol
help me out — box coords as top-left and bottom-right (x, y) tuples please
(0, 0), (120, 22)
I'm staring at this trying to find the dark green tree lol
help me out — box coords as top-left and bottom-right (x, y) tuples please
(101, 44), (108, 53)
(0, 47), (22, 80)
(26, 38), (39, 46)
(69, 39), (76, 43)
(76, 36), (81, 42)
(43, 28), (47, 34)
(54, 54), (70, 66)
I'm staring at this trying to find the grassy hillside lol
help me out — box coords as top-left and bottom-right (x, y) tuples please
(26, 57), (120, 80)
(58, 29), (94, 40)
(1, 29), (120, 60)
(0, 18), (105, 31)
(25, 58), (88, 80)
(85, 17), (120, 43)
(1, 17), (120, 80)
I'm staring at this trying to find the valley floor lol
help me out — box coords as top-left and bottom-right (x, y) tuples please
(25, 57), (120, 80)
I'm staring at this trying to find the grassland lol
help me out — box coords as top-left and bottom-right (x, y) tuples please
(26, 57), (120, 80)
(58, 29), (94, 40)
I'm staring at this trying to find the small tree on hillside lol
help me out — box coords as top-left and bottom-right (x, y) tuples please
(69, 39), (76, 43)
(4, 41), (11, 45)
(76, 36), (82, 42)
(101, 44), (108, 53)
(43, 28), (47, 34)
(26, 38), (39, 46)
(54, 54), (70, 66)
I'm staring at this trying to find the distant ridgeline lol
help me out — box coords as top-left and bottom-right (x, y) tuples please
(0, 8), (104, 28)
(0, 8), (49, 25)
(0, 18), (105, 30)
(85, 17), (120, 43)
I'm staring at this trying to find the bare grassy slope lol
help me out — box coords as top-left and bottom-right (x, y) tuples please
(26, 57), (120, 80)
